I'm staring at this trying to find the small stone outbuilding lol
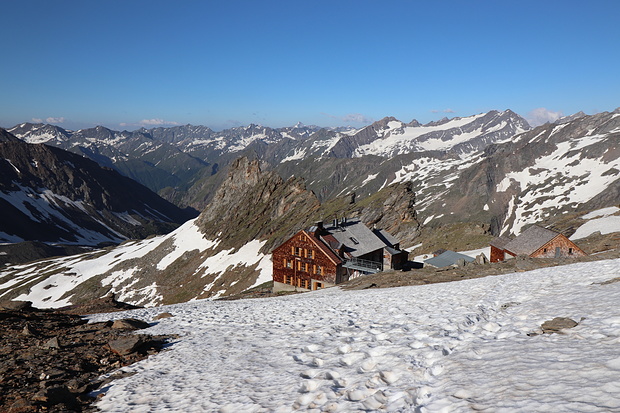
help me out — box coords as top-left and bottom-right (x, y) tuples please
(490, 225), (586, 263)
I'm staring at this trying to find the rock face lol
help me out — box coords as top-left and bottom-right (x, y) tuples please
(197, 157), (421, 252)
(0, 302), (170, 412)
(196, 157), (322, 252)
(0, 135), (194, 246)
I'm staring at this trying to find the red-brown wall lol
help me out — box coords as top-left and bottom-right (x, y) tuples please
(272, 230), (340, 289)
(490, 245), (506, 263)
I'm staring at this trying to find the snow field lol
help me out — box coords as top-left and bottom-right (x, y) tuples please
(90, 258), (620, 412)
(571, 206), (620, 240)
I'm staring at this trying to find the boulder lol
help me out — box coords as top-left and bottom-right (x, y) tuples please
(541, 317), (579, 333)
(107, 335), (147, 356)
(41, 337), (61, 349)
(111, 318), (151, 330)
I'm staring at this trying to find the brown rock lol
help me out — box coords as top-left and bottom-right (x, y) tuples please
(21, 323), (39, 336)
(111, 318), (151, 330)
(154, 312), (173, 320)
(541, 317), (579, 333)
(0, 300), (33, 311)
(107, 335), (147, 356)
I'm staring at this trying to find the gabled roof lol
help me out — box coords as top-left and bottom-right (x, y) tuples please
(424, 250), (475, 268)
(303, 230), (342, 265)
(325, 219), (389, 258)
(504, 225), (560, 256)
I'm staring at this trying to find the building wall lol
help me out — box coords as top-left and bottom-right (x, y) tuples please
(530, 235), (587, 259)
(272, 230), (339, 292)
(490, 245), (506, 263)
(383, 250), (408, 270)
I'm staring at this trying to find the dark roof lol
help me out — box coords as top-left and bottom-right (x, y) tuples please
(384, 246), (403, 256)
(504, 225), (559, 256)
(373, 228), (398, 247)
(304, 231), (342, 265)
(325, 219), (389, 258)
(424, 250), (475, 268)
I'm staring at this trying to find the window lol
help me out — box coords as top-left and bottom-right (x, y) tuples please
(569, 248), (574, 255)
(285, 260), (292, 269)
(315, 265), (323, 275)
(307, 249), (314, 259)
(301, 262), (308, 272)
(294, 247), (302, 256)
(314, 282), (323, 290)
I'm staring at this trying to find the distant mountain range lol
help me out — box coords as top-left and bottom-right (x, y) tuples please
(6, 108), (620, 239)
(7, 110), (529, 209)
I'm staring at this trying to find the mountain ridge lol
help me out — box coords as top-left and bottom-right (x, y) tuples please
(0, 134), (194, 246)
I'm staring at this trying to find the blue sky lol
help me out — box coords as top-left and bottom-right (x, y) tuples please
(1, 1), (619, 131)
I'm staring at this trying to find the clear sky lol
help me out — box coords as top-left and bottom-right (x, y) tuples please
(1, 1), (619, 131)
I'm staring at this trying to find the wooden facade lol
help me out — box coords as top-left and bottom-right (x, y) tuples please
(272, 219), (407, 292)
(272, 230), (344, 292)
(489, 236), (512, 263)
(490, 245), (506, 263)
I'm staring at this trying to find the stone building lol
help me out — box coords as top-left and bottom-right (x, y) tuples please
(490, 225), (586, 263)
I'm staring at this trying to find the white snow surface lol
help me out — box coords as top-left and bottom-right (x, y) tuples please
(89, 258), (620, 412)
(570, 207), (620, 240)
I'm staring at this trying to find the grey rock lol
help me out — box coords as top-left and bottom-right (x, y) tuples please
(42, 336), (61, 349)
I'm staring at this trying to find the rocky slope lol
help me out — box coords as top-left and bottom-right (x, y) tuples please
(0, 299), (170, 412)
(0, 134), (194, 246)
(420, 108), (620, 236)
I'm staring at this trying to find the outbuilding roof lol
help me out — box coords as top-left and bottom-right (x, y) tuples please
(424, 250), (475, 268)
(504, 225), (560, 256)
(489, 236), (512, 249)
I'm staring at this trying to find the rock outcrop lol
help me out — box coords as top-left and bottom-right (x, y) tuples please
(0, 301), (170, 412)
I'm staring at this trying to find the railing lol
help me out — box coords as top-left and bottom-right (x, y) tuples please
(343, 257), (383, 273)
